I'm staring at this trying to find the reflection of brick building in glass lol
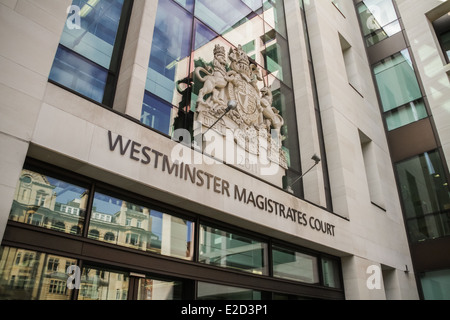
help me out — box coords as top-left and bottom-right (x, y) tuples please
(9, 170), (87, 235)
(0, 247), (76, 300)
(10, 169), (193, 259)
(0, 246), (131, 300)
(88, 196), (158, 251)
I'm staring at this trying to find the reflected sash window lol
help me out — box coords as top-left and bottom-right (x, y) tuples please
(88, 191), (195, 260)
(78, 265), (129, 300)
(9, 169), (89, 236)
(49, 0), (132, 106)
(0, 246), (77, 300)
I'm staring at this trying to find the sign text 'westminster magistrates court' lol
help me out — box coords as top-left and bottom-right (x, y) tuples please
(107, 131), (335, 237)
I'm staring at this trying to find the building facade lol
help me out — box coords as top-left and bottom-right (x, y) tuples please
(1, 0), (446, 301)
(354, 0), (450, 300)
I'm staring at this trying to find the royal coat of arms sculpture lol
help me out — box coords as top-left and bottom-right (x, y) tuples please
(194, 44), (288, 170)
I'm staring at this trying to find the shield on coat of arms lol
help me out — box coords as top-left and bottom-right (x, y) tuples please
(229, 78), (260, 126)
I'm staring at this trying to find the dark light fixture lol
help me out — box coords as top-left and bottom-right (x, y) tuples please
(287, 154), (321, 189)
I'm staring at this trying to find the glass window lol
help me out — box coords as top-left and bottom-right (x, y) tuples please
(60, 0), (125, 69)
(137, 276), (183, 300)
(145, 0), (301, 200)
(272, 245), (319, 284)
(265, 76), (299, 170)
(198, 224), (268, 275)
(9, 169), (88, 236)
(321, 257), (341, 288)
(50, 45), (109, 103)
(88, 191), (195, 260)
(242, 0), (263, 12)
(396, 150), (450, 242)
(174, 0), (194, 13)
(357, 0), (401, 47)
(374, 50), (422, 112)
(141, 92), (178, 136)
(420, 269), (450, 300)
(78, 265), (129, 300)
(263, 0), (286, 38)
(373, 50), (428, 130)
(262, 30), (291, 87)
(197, 282), (262, 300)
(219, 8), (264, 61)
(384, 99), (428, 131)
(142, 0), (193, 134)
(195, 0), (254, 36)
(49, 0), (129, 105)
(0, 246), (77, 300)
(145, 0), (192, 105)
(193, 19), (218, 52)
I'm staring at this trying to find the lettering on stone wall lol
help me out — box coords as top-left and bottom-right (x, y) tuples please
(107, 131), (335, 237)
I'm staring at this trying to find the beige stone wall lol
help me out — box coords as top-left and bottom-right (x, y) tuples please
(302, 0), (417, 299)
(0, 0), (72, 242)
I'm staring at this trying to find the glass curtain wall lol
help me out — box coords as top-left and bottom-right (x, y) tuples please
(396, 150), (450, 242)
(356, 0), (402, 47)
(49, 0), (132, 106)
(420, 269), (450, 300)
(141, 0), (302, 196)
(355, 1), (450, 242)
(373, 50), (428, 131)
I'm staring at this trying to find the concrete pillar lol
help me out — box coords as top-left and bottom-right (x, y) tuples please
(284, 0), (328, 207)
(113, 0), (158, 120)
(0, 0), (71, 240)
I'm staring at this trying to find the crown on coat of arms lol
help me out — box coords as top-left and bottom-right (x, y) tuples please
(213, 44), (226, 56)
